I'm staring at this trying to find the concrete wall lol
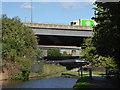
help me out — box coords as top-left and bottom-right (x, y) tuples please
(32, 28), (93, 37)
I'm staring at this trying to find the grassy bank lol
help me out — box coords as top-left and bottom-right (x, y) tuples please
(71, 71), (106, 89)
(2, 61), (67, 80)
(2, 57), (31, 81)
(63, 71), (78, 76)
(72, 76), (92, 89)
(61, 70), (106, 89)
(39, 64), (67, 78)
(62, 70), (106, 76)
(84, 71), (106, 76)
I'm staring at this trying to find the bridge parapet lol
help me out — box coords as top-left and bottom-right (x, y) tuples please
(23, 23), (93, 31)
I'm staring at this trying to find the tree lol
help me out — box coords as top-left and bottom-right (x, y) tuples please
(92, 2), (120, 68)
(61, 51), (72, 56)
(47, 49), (61, 56)
(2, 15), (38, 61)
(81, 38), (117, 69)
(62, 51), (68, 56)
(1, 15), (38, 80)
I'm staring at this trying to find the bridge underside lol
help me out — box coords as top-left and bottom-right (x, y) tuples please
(37, 35), (87, 47)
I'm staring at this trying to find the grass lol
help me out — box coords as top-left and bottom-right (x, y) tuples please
(62, 71), (79, 76)
(39, 64), (66, 77)
(62, 70), (106, 77)
(93, 71), (106, 75)
(62, 70), (106, 89)
(72, 76), (92, 89)
(84, 71), (106, 76)
(72, 72), (120, 89)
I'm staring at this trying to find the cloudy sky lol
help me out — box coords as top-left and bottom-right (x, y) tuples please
(2, 1), (95, 25)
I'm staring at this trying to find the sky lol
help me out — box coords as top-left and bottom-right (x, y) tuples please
(2, 1), (96, 25)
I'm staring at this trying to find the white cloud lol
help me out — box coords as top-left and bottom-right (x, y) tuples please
(60, 2), (93, 9)
(21, 3), (34, 9)
(3, 0), (120, 2)
(60, 2), (81, 9)
(2, 0), (96, 2)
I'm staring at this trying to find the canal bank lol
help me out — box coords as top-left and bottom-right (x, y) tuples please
(1, 63), (66, 80)
(2, 68), (80, 88)
(1, 63), (81, 89)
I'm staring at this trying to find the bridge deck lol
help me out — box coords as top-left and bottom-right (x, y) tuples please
(39, 45), (81, 50)
(23, 23), (93, 31)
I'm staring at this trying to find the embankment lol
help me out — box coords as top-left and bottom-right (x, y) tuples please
(1, 63), (66, 80)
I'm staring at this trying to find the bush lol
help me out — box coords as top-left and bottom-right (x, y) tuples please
(40, 64), (66, 76)
(10, 56), (31, 80)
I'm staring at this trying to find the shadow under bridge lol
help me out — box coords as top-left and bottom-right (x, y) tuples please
(46, 58), (89, 70)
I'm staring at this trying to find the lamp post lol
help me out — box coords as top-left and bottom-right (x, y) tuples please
(30, 0), (33, 23)
(25, 17), (27, 22)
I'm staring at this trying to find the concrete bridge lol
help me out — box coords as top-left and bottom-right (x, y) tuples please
(23, 23), (93, 37)
(38, 45), (81, 50)
(23, 23), (93, 49)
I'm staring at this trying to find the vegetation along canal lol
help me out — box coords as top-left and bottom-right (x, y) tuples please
(2, 77), (77, 88)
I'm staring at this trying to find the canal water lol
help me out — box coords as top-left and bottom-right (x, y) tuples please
(2, 77), (77, 88)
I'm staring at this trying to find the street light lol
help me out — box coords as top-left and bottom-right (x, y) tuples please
(25, 17), (27, 22)
(30, 0), (33, 23)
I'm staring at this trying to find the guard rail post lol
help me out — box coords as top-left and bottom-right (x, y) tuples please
(89, 69), (92, 78)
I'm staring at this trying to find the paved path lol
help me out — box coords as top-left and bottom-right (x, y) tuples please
(70, 68), (120, 88)
(70, 68), (79, 72)
(90, 76), (119, 88)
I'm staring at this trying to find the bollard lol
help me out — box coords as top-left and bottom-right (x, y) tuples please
(81, 70), (83, 78)
(106, 69), (109, 78)
(89, 69), (92, 78)
(78, 67), (80, 76)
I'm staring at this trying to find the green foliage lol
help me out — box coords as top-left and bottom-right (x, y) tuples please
(40, 64), (66, 76)
(10, 72), (23, 80)
(36, 49), (47, 58)
(61, 51), (71, 56)
(2, 14), (38, 61)
(0, 43), (1, 52)
(61, 51), (68, 56)
(81, 38), (117, 69)
(1, 15), (38, 80)
(11, 56), (30, 80)
(47, 49), (61, 56)
(14, 57), (30, 72)
(92, 2), (120, 67)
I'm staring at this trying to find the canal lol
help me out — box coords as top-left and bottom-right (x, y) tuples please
(2, 77), (77, 88)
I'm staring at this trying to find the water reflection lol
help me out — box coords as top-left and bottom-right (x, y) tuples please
(2, 77), (77, 88)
